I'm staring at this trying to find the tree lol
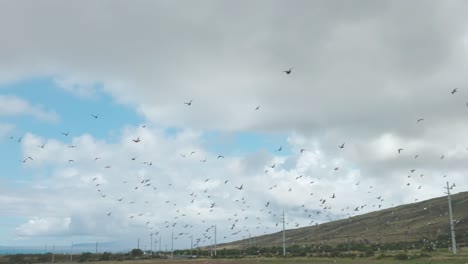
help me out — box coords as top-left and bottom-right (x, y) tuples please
(130, 248), (143, 257)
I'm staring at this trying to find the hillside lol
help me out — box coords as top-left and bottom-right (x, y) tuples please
(217, 191), (468, 249)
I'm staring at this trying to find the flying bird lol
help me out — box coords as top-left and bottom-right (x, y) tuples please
(398, 148), (403, 154)
(132, 137), (140, 143)
(235, 184), (243, 190)
(451, 88), (458, 94)
(22, 157), (33, 163)
(91, 114), (99, 119)
(283, 68), (293, 74)
(338, 143), (345, 149)
(62, 132), (69, 136)
(417, 118), (424, 123)
(217, 155), (225, 159)
(184, 99), (193, 106)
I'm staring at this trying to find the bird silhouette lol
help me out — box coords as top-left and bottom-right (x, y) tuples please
(451, 88), (458, 94)
(283, 68), (293, 74)
(91, 114), (99, 119)
(235, 184), (243, 190)
(184, 99), (193, 106)
(133, 137), (140, 143)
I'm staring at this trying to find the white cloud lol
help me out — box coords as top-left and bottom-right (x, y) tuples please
(16, 217), (71, 237)
(0, 123), (14, 141)
(0, 95), (59, 122)
(53, 76), (99, 98)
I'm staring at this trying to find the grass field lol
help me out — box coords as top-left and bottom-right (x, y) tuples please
(43, 253), (468, 264)
(3, 248), (468, 264)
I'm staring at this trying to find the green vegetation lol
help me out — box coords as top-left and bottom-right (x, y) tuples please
(1, 249), (468, 264)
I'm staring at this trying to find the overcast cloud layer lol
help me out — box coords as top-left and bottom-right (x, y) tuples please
(1, 0), (468, 251)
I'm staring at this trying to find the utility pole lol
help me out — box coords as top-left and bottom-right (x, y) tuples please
(150, 233), (153, 255)
(159, 235), (162, 254)
(210, 240), (213, 256)
(52, 245), (55, 263)
(282, 211), (286, 256)
(190, 235), (193, 256)
(137, 238), (140, 250)
(70, 242), (74, 261)
(241, 236), (244, 256)
(446, 182), (457, 255)
(155, 237), (158, 255)
(214, 225), (217, 256)
(95, 242), (98, 254)
(171, 231), (174, 259)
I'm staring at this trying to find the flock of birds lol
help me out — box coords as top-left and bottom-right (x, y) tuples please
(9, 69), (467, 249)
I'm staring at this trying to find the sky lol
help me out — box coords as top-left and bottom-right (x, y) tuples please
(1, 0), (468, 253)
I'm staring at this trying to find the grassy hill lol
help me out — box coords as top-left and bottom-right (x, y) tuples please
(218, 191), (468, 249)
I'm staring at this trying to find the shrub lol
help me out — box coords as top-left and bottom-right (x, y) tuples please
(394, 253), (409, 260)
(99, 252), (112, 261)
(365, 249), (375, 257)
(79, 252), (93, 262)
(8, 254), (26, 264)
